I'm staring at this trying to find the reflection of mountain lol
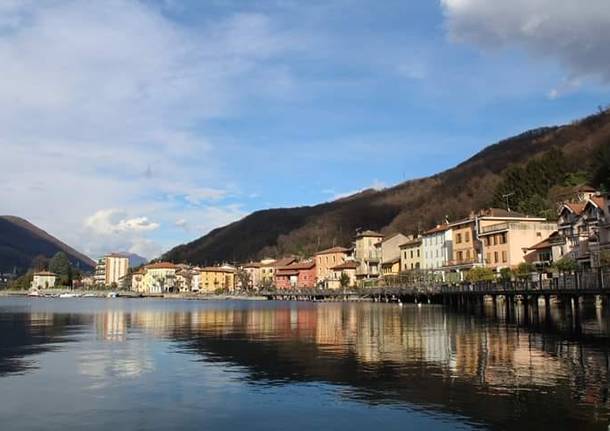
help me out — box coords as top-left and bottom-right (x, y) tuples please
(129, 304), (610, 430)
(1, 301), (609, 430)
(0, 311), (86, 375)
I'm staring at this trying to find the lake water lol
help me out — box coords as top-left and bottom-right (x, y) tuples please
(0, 297), (609, 430)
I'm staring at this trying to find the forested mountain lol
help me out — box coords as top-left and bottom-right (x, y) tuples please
(163, 109), (610, 266)
(0, 216), (95, 274)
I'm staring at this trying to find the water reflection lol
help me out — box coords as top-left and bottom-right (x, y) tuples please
(0, 298), (609, 430)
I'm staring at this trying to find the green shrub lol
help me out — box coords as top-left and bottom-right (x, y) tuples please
(465, 267), (496, 283)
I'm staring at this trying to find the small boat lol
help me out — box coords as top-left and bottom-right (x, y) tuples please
(27, 290), (40, 297)
(59, 293), (78, 298)
(107, 292), (118, 298)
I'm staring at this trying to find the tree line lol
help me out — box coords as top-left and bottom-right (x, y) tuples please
(6, 252), (82, 290)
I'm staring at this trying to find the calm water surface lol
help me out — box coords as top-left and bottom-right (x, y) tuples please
(0, 297), (609, 430)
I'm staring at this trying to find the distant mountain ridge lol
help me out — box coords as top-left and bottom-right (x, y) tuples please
(0, 216), (95, 273)
(163, 109), (610, 266)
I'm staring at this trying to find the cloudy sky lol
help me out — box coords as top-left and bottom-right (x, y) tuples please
(2, 0), (610, 259)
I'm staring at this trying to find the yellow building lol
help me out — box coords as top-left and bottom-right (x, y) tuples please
(259, 257), (296, 287)
(315, 246), (349, 285)
(199, 267), (236, 293)
(380, 258), (401, 276)
(399, 238), (422, 271)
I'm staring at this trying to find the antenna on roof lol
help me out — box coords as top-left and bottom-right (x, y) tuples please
(502, 192), (515, 212)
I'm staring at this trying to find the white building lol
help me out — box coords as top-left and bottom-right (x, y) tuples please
(421, 224), (453, 271)
(31, 271), (57, 289)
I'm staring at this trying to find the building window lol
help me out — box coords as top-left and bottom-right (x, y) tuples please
(465, 231), (470, 242)
(492, 236), (497, 246)
(502, 251), (507, 263)
(456, 233), (462, 244)
(486, 253), (491, 264)
(417, 249), (420, 258)
(494, 251), (499, 263)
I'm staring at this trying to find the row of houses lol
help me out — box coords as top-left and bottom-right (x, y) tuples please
(130, 262), (237, 294)
(27, 188), (610, 293)
(124, 189), (610, 294)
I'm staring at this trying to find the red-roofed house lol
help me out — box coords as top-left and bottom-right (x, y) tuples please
(274, 261), (316, 290)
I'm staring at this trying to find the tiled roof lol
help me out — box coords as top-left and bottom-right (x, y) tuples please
(315, 246), (349, 255)
(277, 261), (315, 271)
(200, 266), (235, 273)
(423, 224), (450, 235)
(528, 231), (560, 250)
(34, 271), (56, 276)
(399, 238), (422, 248)
(146, 262), (178, 270)
(331, 261), (359, 270)
(260, 257), (297, 268)
(562, 202), (586, 215)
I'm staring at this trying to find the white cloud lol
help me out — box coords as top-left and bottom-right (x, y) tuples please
(328, 180), (386, 201)
(441, 0), (610, 82)
(0, 1), (302, 259)
(85, 210), (160, 234)
(83, 209), (160, 258)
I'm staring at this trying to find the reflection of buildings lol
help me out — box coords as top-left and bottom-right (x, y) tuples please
(95, 311), (128, 341)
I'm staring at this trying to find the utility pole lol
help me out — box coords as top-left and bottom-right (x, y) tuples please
(502, 192), (515, 212)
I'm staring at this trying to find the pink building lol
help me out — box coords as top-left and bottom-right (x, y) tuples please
(274, 261), (316, 290)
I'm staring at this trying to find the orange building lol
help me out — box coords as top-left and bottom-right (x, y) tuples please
(315, 246), (349, 286)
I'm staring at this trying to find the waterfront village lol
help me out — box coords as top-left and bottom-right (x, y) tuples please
(28, 186), (610, 294)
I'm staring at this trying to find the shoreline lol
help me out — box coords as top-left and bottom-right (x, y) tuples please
(0, 290), (268, 301)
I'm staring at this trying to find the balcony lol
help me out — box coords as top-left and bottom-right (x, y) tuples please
(445, 258), (479, 268)
(480, 222), (509, 235)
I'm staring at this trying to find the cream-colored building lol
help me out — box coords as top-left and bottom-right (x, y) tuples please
(327, 260), (358, 289)
(315, 247), (349, 285)
(480, 220), (557, 269)
(241, 262), (262, 290)
(104, 254), (129, 286)
(131, 268), (145, 293)
(141, 262), (177, 294)
(175, 268), (193, 293)
(354, 230), (383, 279)
(378, 233), (409, 276)
(444, 209), (549, 274)
(31, 271), (57, 289)
(400, 238), (422, 271)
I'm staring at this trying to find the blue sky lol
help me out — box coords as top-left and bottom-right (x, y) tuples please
(1, 0), (610, 259)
